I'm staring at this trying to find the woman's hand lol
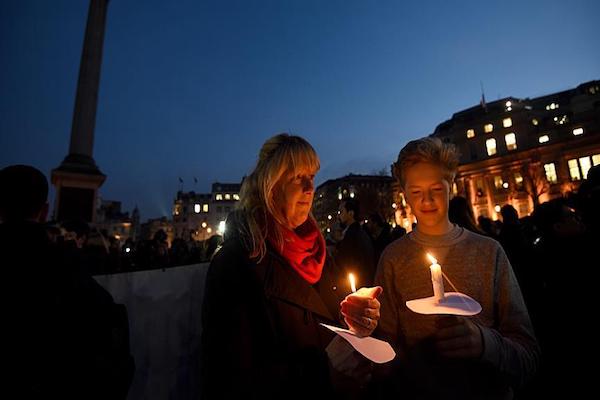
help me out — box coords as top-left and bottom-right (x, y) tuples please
(340, 286), (383, 337)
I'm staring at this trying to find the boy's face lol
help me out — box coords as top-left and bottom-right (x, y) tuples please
(403, 162), (451, 234)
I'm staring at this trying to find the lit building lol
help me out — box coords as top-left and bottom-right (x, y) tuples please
(172, 182), (241, 241)
(429, 80), (600, 220)
(95, 199), (138, 242)
(313, 174), (397, 232)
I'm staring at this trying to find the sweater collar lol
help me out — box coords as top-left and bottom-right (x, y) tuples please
(409, 224), (466, 247)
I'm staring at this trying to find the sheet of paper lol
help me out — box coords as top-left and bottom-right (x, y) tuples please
(320, 323), (396, 364)
(406, 292), (482, 316)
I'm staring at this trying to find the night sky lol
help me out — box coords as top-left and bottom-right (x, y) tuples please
(1, 0), (599, 220)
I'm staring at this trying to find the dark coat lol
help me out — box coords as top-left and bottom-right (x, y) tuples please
(335, 222), (376, 287)
(1, 221), (134, 399)
(200, 229), (352, 399)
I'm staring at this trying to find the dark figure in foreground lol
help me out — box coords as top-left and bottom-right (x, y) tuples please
(201, 134), (383, 399)
(0, 165), (134, 399)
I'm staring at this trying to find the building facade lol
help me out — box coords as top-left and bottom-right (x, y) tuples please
(313, 174), (397, 232)
(172, 182), (241, 241)
(95, 199), (139, 243)
(429, 80), (600, 220)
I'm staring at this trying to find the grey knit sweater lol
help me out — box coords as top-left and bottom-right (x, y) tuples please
(375, 225), (540, 399)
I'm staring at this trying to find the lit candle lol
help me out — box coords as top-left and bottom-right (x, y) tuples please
(348, 273), (357, 293)
(426, 253), (445, 303)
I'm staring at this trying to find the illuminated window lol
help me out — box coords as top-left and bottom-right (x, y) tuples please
(593, 154), (600, 166)
(486, 138), (497, 156)
(467, 129), (475, 138)
(225, 193), (231, 200)
(514, 172), (524, 188)
(568, 159), (581, 181)
(544, 163), (558, 184)
(505, 101), (512, 112)
(203, 204), (209, 212)
(545, 103), (559, 110)
(233, 194), (240, 200)
(538, 135), (549, 144)
(494, 176), (504, 189)
(554, 115), (568, 125)
(572, 127), (584, 136)
(337, 193), (342, 200)
(505, 133), (517, 150)
(484, 124), (493, 133)
(502, 118), (512, 128)
(215, 194), (223, 201)
(194, 204), (201, 213)
(350, 192), (355, 198)
(532, 118), (539, 126)
(579, 156), (592, 179)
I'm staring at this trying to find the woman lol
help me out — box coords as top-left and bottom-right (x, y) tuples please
(200, 134), (382, 399)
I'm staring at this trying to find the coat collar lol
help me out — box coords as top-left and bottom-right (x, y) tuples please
(260, 249), (336, 322)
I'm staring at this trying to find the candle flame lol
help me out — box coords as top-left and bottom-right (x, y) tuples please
(349, 273), (357, 293)
(426, 253), (437, 265)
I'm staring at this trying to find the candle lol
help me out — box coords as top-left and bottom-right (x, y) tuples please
(426, 253), (445, 303)
(349, 273), (357, 293)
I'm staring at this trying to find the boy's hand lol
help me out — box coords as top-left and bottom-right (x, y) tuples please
(433, 316), (483, 359)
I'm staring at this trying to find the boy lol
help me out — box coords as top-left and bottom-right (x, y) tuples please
(375, 137), (539, 399)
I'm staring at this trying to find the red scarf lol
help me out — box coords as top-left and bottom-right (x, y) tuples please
(269, 218), (326, 284)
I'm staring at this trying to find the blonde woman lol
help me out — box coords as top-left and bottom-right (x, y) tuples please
(200, 134), (382, 399)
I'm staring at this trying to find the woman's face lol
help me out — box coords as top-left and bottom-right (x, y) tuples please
(274, 168), (316, 229)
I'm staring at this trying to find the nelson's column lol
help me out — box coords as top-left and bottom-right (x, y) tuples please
(51, 0), (109, 223)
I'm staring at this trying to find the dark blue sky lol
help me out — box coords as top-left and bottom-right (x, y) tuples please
(1, 0), (599, 220)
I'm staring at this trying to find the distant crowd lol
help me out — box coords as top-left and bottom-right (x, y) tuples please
(41, 221), (224, 275)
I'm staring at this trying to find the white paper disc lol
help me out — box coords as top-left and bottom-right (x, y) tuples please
(406, 292), (482, 316)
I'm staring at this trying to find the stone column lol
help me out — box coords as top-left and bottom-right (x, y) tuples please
(52, 0), (109, 223)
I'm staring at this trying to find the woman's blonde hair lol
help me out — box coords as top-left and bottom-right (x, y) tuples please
(393, 137), (460, 189)
(237, 133), (320, 260)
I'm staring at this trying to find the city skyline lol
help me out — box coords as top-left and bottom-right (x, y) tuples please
(2, 0), (599, 219)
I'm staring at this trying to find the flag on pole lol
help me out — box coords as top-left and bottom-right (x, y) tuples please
(179, 177), (183, 183)
(480, 81), (487, 112)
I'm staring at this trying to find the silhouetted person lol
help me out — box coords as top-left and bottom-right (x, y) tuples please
(578, 164), (600, 240)
(390, 225), (407, 241)
(449, 196), (484, 234)
(151, 229), (170, 268)
(531, 197), (591, 397)
(334, 198), (376, 286)
(365, 212), (394, 266)
(478, 215), (498, 238)
(0, 165), (134, 398)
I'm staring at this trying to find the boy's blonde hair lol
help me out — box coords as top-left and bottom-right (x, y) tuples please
(393, 137), (460, 189)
